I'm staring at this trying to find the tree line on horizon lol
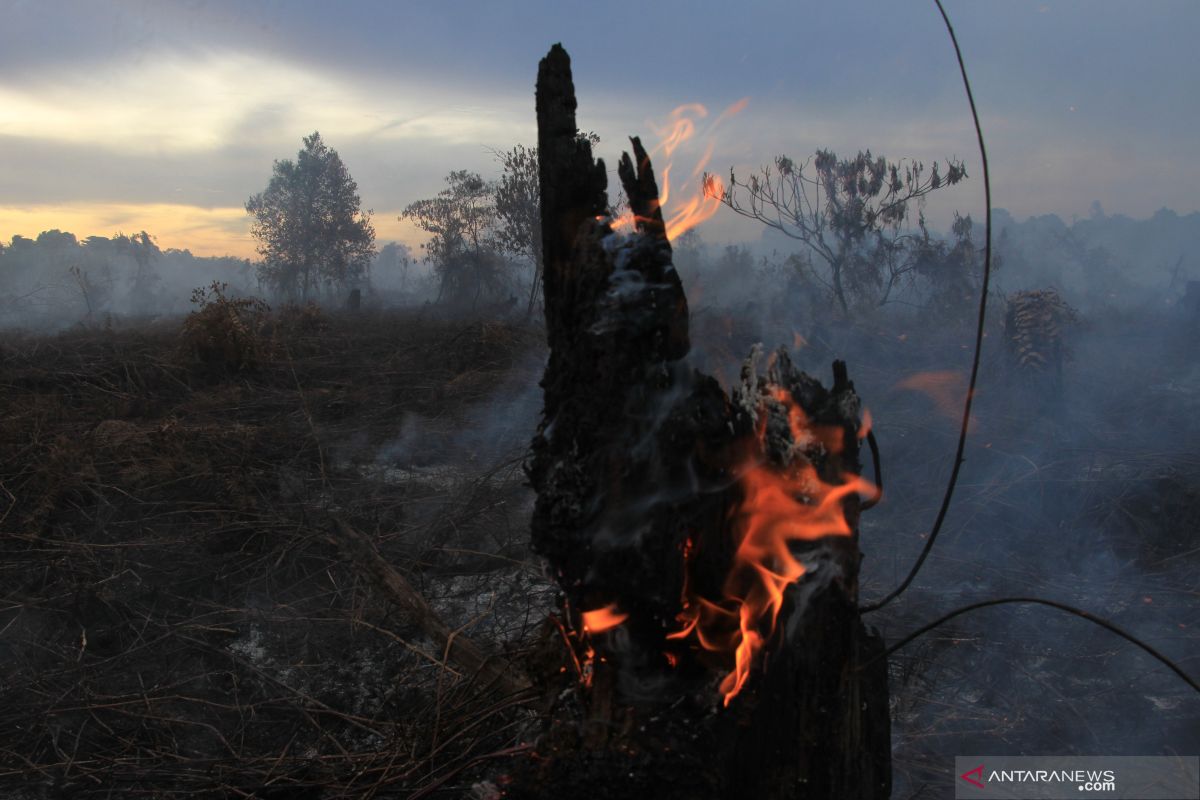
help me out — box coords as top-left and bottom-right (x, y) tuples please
(4, 129), (1188, 330)
(0, 229), (252, 327)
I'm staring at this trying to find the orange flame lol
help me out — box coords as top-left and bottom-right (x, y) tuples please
(610, 98), (747, 241)
(895, 370), (976, 429)
(581, 603), (628, 634)
(859, 408), (873, 440)
(672, 388), (877, 705)
(665, 172), (726, 241)
(655, 103), (707, 158)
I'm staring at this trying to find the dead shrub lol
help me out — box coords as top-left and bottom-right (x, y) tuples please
(16, 433), (99, 534)
(181, 282), (271, 373)
(272, 301), (328, 337)
(1004, 288), (1079, 394)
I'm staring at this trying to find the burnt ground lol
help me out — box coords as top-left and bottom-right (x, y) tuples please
(1, 303), (1198, 798)
(0, 308), (552, 798)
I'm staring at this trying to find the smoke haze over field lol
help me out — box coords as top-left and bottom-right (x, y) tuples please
(0, 7), (1198, 796)
(1, 0), (1198, 258)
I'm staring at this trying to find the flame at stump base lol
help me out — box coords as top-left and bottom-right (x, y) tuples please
(507, 587), (890, 800)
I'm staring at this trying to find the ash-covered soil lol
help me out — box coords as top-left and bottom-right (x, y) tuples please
(1, 303), (1197, 798)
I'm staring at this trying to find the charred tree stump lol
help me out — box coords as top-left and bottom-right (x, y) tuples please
(509, 44), (890, 799)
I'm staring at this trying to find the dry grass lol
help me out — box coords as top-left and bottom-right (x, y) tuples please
(0, 308), (550, 798)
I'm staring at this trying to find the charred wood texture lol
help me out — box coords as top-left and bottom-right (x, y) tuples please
(529, 43), (695, 660)
(515, 44), (890, 800)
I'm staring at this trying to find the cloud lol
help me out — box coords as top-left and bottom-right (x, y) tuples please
(2, 0), (1198, 260)
(0, 48), (537, 155)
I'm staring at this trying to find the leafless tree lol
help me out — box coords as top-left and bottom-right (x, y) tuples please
(712, 149), (967, 314)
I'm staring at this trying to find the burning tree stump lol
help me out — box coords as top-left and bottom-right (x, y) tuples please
(509, 44), (890, 800)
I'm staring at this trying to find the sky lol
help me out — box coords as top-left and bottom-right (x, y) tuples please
(0, 0), (1196, 258)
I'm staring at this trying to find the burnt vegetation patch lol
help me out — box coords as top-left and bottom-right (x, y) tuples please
(0, 279), (1197, 798)
(0, 308), (549, 797)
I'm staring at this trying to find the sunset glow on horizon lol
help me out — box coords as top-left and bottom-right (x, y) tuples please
(0, 204), (425, 259)
(2, 1), (1197, 264)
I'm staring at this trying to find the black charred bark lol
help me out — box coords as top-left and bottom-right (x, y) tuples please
(512, 43), (890, 800)
(529, 44), (695, 660)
